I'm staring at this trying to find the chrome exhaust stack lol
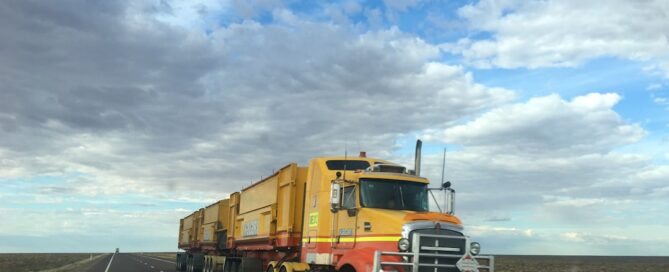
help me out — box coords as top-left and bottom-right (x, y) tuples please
(414, 139), (422, 176)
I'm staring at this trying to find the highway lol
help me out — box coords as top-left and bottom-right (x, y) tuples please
(86, 253), (176, 272)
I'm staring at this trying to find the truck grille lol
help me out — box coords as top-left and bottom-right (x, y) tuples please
(411, 229), (464, 272)
(372, 229), (494, 272)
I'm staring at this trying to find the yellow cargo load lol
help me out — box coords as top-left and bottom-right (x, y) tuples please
(198, 199), (230, 248)
(233, 163), (308, 249)
(178, 210), (200, 247)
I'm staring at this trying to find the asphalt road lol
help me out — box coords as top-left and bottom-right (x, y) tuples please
(86, 253), (176, 272)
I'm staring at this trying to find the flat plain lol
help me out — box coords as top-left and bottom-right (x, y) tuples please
(0, 253), (103, 272)
(139, 252), (177, 261)
(495, 255), (669, 272)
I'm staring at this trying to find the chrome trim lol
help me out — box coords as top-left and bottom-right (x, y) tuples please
(401, 221), (464, 239)
(372, 231), (494, 272)
(421, 246), (460, 252)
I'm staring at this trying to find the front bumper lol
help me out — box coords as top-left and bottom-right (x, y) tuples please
(372, 233), (494, 272)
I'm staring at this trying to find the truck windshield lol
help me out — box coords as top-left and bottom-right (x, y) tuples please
(360, 179), (428, 211)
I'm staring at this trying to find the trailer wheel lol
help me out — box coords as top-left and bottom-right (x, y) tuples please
(176, 253), (186, 271)
(266, 264), (274, 272)
(279, 266), (288, 272)
(207, 257), (215, 272)
(188, 254), (195, 272)
(180, 256), (187, 271)
(192, 253), (205, 272)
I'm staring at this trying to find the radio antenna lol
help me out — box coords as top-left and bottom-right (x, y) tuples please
(343, 139), (348, 181)
(441, 147), (447, 212)
(441, 147), (446, 186)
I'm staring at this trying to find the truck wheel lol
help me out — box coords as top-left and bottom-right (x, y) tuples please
(266, 264), (274, 272)
(339, 265), (356, 272)
(206, 257), (214, 272)
(176, 253), (183, 271)
(192, 253), (205, 272)
(188, 254), (195, 272)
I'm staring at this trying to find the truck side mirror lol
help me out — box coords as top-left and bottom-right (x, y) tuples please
(445, 188), (455, 215)
(330, 182), (341, 212)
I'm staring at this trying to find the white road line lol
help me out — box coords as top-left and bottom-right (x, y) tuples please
(138, 254), (177, 264)
(104, 253), (115, 272)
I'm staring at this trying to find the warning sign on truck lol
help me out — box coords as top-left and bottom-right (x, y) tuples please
(456, 254), (479, 272)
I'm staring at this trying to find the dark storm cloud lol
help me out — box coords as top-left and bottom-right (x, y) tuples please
(0, 0), (513, 196)
(0, 0), (224, 154)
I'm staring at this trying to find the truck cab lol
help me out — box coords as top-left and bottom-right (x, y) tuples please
(300, 154), (493, 272)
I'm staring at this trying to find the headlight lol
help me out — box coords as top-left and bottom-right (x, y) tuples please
(398, 238), (410, 251)
(470, 242), (481, 256)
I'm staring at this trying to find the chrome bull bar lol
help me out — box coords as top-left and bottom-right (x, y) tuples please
(372, 233), (494, 272)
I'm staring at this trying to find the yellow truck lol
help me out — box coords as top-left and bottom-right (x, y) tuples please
(177, 140), (494, 272)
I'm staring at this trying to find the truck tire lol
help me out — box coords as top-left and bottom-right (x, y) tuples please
(226, 259), (239, 272)
(203, 257), (210, 272)
(192, 253), (205, 272)
(176, 253), (187, 271)
(339, 264), (356, 272)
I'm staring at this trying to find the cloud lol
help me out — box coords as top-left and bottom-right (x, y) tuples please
(0, 206), (185, 252)
(653, 96), (669, 106)
(484, 215), (512, 222)
(0, 1), (520, 252)
(469, 224), (669, 255)
(383, 0), (419, 12)
(0, 1), (513, 198)
(149, 0), (231, 29)
(419, 93), (662, 221)
(2, 0), (668, 255)
(451, 0), (669, 77)
(561, 232), (628, 244)
(646, 83), (662, 91)
(469, 225), (536, 238)
(427, 93), (645, 155)
(231, 0), (284, 19)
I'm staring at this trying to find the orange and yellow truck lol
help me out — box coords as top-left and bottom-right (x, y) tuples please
(177, 140), (494, 272)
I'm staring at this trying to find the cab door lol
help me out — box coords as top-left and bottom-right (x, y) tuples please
(334, 185), (358, 249)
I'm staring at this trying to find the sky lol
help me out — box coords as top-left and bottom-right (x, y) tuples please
(1, 0), (668, 255)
